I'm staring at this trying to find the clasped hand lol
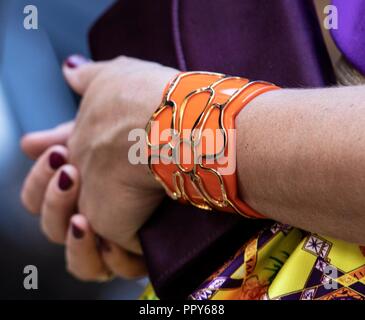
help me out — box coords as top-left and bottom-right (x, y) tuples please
(21, 56), (178, 281)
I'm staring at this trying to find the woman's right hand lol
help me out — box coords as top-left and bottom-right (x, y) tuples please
(21, 122), (147, 281)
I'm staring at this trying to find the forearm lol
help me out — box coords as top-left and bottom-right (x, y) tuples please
(237, 85), (365, 243)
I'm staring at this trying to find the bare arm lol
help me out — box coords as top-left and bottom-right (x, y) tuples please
(237, 85), (365, 244)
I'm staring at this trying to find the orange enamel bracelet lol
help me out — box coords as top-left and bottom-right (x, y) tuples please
(146, 72), (280, 219)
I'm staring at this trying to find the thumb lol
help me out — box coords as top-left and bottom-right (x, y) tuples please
(21, 121), (74, 160)
(63, 55), (106, 95)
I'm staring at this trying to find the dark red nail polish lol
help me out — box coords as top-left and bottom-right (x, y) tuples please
(58, 171), (73, 191)
(99, 238), (112, 253)
(49, 152), (66, 170)
(64, 54), (89, 69)
(72, 223), (84, 239)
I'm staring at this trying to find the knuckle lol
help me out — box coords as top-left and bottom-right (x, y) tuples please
(111, 258), (146, 280)
(114, 55), (129, 64)
(43, 230), (64, 245)
(40, 215), (64, 245)
(20, 187), (38, 214)
(42, 192), (57, 215)
(66, 264), (87, 281)
(66, 264), (106, 282)
(117, 269), (143, 280)
(115, 270), (137, 280)
(67, 137), (83, 166)
(67, 135), (76, 152)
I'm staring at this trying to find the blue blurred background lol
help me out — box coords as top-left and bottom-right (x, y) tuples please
(0, 0), (144, 299)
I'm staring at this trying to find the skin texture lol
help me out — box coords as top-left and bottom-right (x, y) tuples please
(236, 85), (365, 244)
(22, 56), (365, 282)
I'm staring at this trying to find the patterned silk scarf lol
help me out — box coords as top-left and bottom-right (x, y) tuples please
(190, 224), (365, 300)
(141, 222), (365, 300)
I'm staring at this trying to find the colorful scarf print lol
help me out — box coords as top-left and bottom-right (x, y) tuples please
(188, 223), (365, 300)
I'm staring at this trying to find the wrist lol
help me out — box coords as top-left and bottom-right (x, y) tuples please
(135, 68), (180, 192)
(145, 71), (279, 217)
(236, 89), (284, 217)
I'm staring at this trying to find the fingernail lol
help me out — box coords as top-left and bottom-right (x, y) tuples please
(72, 223), (84, 239)
(99, 238), (112, 253)
(49, 152), (66, 170)
(64, 54), (89, 69)
(58, 171), (73, 191)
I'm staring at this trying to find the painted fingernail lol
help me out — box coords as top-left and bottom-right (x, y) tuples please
(58, 171), (73, 191)
(49, 152), (66, 170)
(64, 54), (89, 69)
(99, 238), (112, 253)
(72, 223), (84, 239)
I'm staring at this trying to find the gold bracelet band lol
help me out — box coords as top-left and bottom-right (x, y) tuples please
(146, 72), (280, 218)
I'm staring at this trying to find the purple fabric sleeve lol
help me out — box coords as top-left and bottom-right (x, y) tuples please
(331, 0), (365, 75)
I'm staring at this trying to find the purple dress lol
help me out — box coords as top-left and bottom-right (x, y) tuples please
(89, 0), (365, 299)
(332, 0), (365, 75)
